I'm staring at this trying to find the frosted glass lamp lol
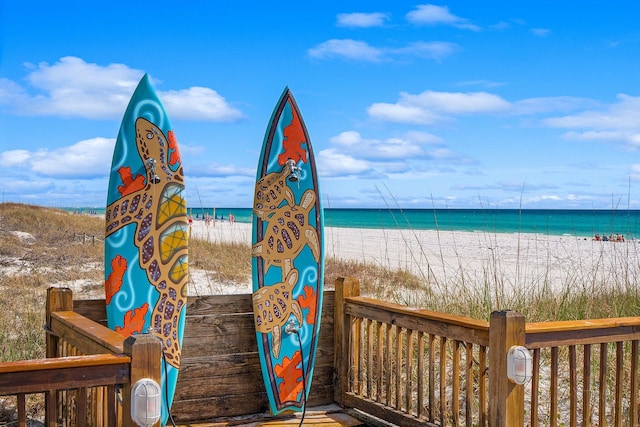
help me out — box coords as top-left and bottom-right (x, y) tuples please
(507, 345), (533, 385)
(131, 378), (161, 426)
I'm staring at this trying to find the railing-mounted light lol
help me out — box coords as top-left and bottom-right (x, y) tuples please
(507, 345), (533, 385)
(131, 378), (161, 426)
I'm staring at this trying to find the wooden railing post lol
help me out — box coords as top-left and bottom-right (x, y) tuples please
(122, 334), (163, 427)
(334, 276), (360, 406)
(45, 287), (73, 427)
(488, 310), (525, 427)
(46, 287), (73, 358)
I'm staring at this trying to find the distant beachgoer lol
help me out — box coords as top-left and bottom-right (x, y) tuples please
(594, 234), (600, 241)
(188, 215), (193, 226)
(229, 213), (235, 224)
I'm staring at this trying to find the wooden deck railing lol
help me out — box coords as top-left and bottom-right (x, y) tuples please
(334, 277), (494, 427)
(334, 277), (640, 427)
(526, 318), (640, 426)
(3, 283), (639, 426)
(0, 288), (162, 427)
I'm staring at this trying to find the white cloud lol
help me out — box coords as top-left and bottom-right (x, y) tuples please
(390, 41), (458, 61)
(368, 102), (442, 125)
(308, 39), (457, 62)
(368, 90), (510, 124)
(336, 12), (389, 28)
(512, 96), (594, 115)
(317, 148), (371, 177)
(308, 39), (384, 62)
(1, 137), (115, 178)
(531, 28), (551, 37)
(402, 90), (510, 114)
(0, 56), (243, 121)
(542, 94), (640, 147)
(160, 87), (243, 121)
(330, 131), (429, 159)
(406, 4), (480, 31)
(545, 94), (640, 129)
(0, 150), (31, 166)
(564, 131), (640, 147)
(0, 178), (54, 195)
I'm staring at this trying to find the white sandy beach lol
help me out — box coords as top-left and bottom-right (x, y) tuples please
(188, 219), (640, 298)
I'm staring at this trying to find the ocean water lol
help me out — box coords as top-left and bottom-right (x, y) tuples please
(184, 208), (640, 239)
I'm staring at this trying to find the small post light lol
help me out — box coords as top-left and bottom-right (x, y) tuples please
(131, 378), (161, 427)
(507, 345), (533, 385)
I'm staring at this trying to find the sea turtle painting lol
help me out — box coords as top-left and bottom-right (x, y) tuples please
(252, 188), (319, 275)
(253, 268), (303, 358)
(251, 88), (324, 414)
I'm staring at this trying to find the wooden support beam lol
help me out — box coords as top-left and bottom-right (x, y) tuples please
(122, 334), (163, 427)
(488, 310), (525, 427)
(334, 277), (360, 406)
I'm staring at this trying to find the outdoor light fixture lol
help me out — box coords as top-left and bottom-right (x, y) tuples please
(131, 378), (161, 427)
(507, 345), (533, 385)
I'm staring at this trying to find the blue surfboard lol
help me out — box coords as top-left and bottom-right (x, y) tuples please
(251, 88), (324, 414)
(104, 74), (188, 425)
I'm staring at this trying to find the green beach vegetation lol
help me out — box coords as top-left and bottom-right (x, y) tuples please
(1, 202), (640, 364)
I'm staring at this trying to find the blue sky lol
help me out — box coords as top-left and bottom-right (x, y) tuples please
(2, 1), (640, 209)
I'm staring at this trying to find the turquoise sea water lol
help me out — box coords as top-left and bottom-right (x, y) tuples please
(183, 208), (640, 239)
(70, 207), (640, 238)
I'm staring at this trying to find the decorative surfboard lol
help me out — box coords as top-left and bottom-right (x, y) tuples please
(252, 87), (324, 414)
(104, 74), (188, 425)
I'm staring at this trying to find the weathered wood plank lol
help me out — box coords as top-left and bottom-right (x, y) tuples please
(0, 361), (128, 394)
(0, 354), (128, 374)
(344, 300), (489, 346)
(50, 312), (124, 355)
(345, 296), (489, 330)
(526, 325), (640, 349)
(172, 383), (337, 422)
(343, 393), (425, 427)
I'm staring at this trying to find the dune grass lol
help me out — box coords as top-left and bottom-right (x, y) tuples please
(2, 202), (640, 365)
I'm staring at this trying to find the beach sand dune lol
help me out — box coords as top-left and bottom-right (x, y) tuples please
(189, 219), (640, 297)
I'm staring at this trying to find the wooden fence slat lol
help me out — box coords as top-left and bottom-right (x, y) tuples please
(614, 341), (623, 427)
(17, 393), (26, 427)
(406, 329), (414, 415)
(367, 319), (373, 399)
(385, 323), (392, 407)
(428, 333), (435, 422)
(417, 331), (425, 419)
(584, 344), (592, 427)
(376, 322), (384, 403)
(551, 346), (558, 427)
(439, 336), (446, 423)
(353, 316), (361, 395)
(569, 345), (577, 427)
(452, 339), (460, 426)
(599, 343), (607, 427)
(395, 326), (402, 410)
(479, 345), (487, 427)
(630, 340), (638, 427)
(465, 342), (473, 427)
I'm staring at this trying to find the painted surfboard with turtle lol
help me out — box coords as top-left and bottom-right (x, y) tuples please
(252, 87), (324, 414)
(104, 74), (188, 425)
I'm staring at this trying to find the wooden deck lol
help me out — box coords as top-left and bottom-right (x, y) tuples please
(2, 281), (640, 426)
(176, 405), (368, 426)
